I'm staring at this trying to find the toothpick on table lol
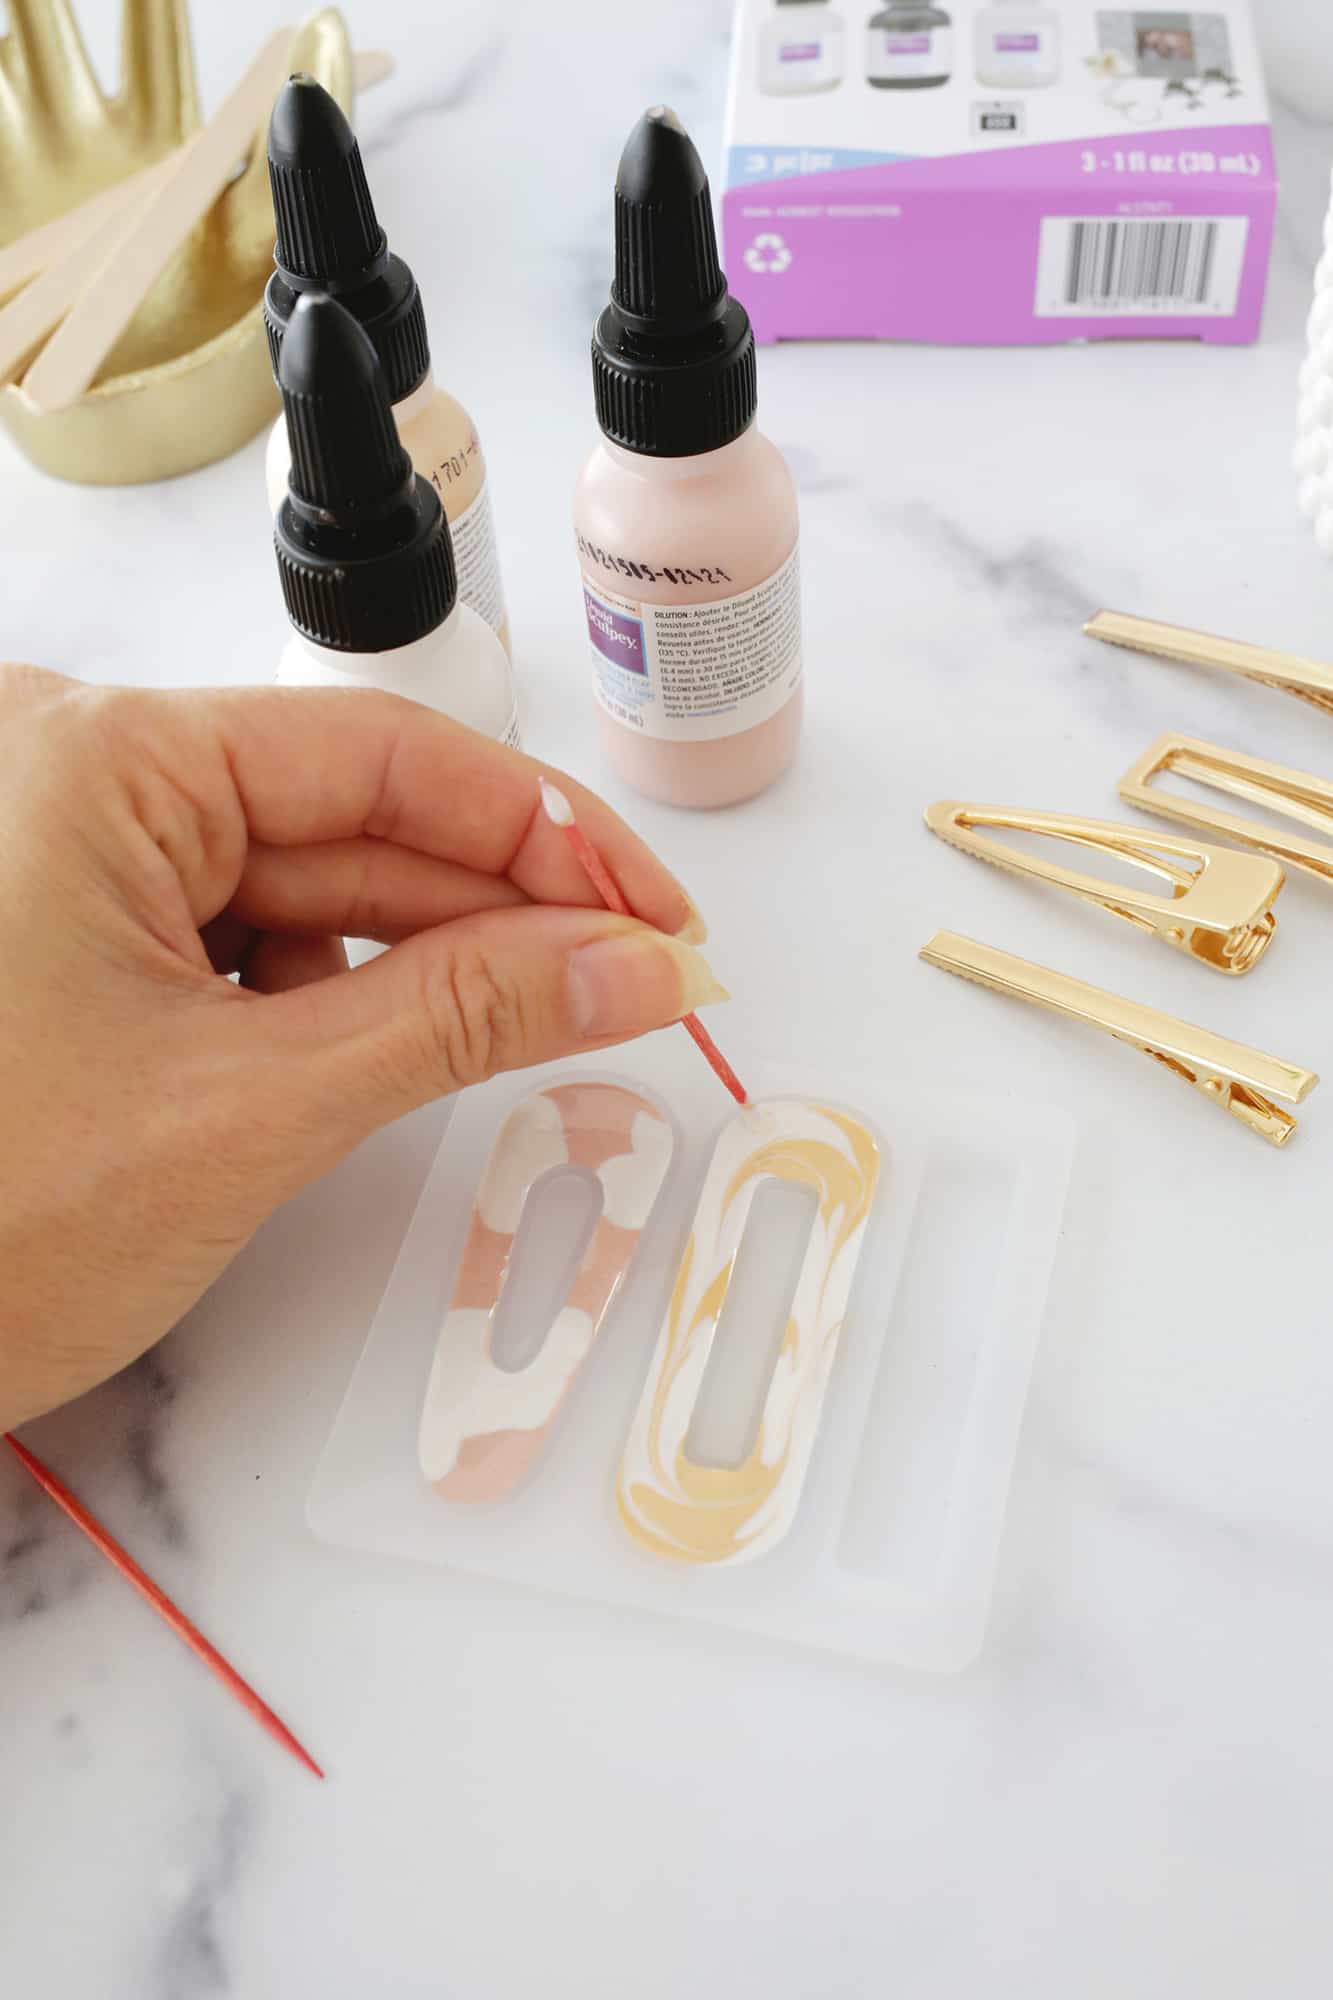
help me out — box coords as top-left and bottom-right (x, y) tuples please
(539, 780), (748, 1105)
(3, 1432), (323, 1782)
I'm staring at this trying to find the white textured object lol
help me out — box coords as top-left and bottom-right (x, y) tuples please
(1295, 173), (1333, 553)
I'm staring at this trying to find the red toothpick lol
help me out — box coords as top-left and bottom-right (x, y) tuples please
(539, 779), (748, 1105)
(3, 1432), (324, 1782)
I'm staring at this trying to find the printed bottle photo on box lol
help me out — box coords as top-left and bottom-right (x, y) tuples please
(866, 0), (954, 91)
(723, 0), (1275, 344)
(974, 0), (1061, 89)
(758, 0), (847, 94)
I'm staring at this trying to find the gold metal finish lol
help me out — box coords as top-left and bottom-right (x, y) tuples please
(920, 931), (1318, 1146)
(1085, 609), (1333, 718)
(925, 800), (1282, 974)
(1119, 735), (1333, 885)
(0, 4), (358, 484)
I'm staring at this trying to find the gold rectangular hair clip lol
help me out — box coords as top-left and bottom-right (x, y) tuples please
(925, 802), (1282, 974)
(1119, 736), (1333, 886)
(919, 932), (1318, 1147)
(1085, 610), (1333, 718)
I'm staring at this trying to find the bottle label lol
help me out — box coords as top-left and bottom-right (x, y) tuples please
(448, 480), (507, 638)
(581, 543), (801, 743)
(868, 26), (951, 77)
(983, 26), (1050, 72)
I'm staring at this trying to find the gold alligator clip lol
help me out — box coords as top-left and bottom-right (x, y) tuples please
(920, 932), (1318, 1146)
(925, 802), (1282, 974)
(1119, 735), (1333, 885)
(1085, 610), (1333, 718)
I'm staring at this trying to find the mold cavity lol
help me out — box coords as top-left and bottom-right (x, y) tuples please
(685, 1179), (819, 1469)
(838, 1145), (1013, 1589)
(490, 1168), (602, 1374)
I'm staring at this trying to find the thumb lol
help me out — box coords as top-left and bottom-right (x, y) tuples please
(248, 904), (728, 1151)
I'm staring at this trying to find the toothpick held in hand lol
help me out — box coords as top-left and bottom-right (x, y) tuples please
(539, 780), (747, 1104)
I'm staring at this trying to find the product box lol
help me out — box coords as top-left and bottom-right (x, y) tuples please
(722, 1), (1276, 343)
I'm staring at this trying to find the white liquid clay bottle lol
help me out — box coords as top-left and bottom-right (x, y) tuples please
(758, 0), (846, 94)
(264, 76), (511, 656)
(973, 0), (1061, 88)
(273, 292), (519, 747)
(574, 109), (802, 810)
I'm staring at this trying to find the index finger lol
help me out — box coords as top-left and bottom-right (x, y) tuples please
(192, 684), (705, 941)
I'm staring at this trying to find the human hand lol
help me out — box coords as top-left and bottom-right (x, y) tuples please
(0, 666), (721, 1431)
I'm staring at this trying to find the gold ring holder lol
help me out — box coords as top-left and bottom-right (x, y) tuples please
(0, 3), (357, 484)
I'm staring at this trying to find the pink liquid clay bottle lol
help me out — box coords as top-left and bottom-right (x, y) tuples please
(574, 107), (803, 809)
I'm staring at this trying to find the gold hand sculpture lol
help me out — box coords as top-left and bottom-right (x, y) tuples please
(0, 2), (358, 482)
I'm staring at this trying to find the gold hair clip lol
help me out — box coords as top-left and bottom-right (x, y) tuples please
(924, 801), (1282, 974)
(1085, 610), (1333, 718)
(1119, 735), (1333, 885)
(919, 931), (1318, 1146)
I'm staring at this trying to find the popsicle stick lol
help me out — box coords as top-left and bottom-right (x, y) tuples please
(0, 44), (391, 310)
(21, 26), (294, 413)
(3, 1432), (323, 1781)
(0, 161), (171, 304)
(352, 49), (396, 92)
(0, 206), (142, 388)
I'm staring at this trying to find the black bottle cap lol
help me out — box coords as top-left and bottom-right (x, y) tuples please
(264, 74), (430, 405)
(592, 106), (757, 458)
(274, 294), (456, 654)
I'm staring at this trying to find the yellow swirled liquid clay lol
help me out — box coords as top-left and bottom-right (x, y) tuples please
(617, 1098), (881, 1566)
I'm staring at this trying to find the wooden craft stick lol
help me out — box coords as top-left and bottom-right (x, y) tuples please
(0, 218), (145, 389)
(21, 27), (295, 413)
(352, 49), (396, 92)
(0, 46), (390, 310)
(0, 161), (173, 305)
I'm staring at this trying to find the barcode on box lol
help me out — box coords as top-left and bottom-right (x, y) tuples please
(1034, 216), (1249, 318)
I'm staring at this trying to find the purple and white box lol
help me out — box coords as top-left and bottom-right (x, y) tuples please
(725, 2), (1275, 345)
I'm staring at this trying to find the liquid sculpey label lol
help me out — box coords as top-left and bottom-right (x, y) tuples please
(995, 31), (1040, 49)
(779, 40), (821, 61)
(580, 546), (802, 743)
(583, 590), (647, 674)
(886, 33), (930, 52)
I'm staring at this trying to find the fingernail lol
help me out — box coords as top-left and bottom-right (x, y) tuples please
(674, 896), (709, 947)
(568, 932), (729, 1039)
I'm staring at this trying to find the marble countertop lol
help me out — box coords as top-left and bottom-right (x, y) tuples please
(5, 2), (1333, 1993)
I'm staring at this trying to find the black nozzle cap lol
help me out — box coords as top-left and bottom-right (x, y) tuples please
(267, 74), (381, 282)
(264, 74), (430, 404)
(275, 294), (456, 654)
(592, 107), (756, 458)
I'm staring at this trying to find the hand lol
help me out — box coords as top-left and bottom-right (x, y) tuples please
(0, 666), (722, 1431)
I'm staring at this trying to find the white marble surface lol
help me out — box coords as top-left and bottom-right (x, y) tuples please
(5, 2), (1333, 1993)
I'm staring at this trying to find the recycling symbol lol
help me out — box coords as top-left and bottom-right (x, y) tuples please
(743, 232), (793, 274)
